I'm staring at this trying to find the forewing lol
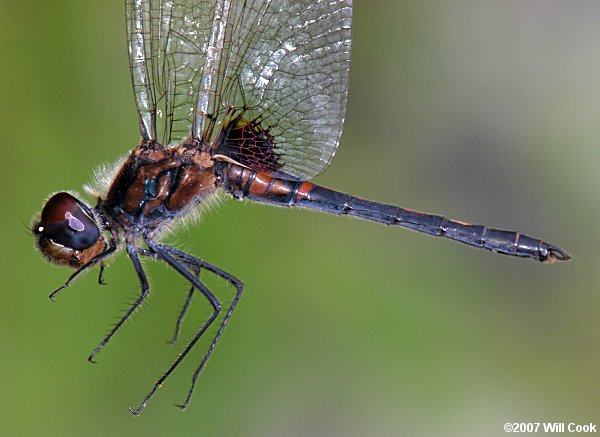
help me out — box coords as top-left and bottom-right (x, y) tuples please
(210, 0), (353, 180)
(126, 0), (217, 144)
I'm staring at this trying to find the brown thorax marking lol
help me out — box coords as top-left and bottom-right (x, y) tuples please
(123, 152), (179, 213)
(175, 143), (214, 171)
(122, 144), (216, 217)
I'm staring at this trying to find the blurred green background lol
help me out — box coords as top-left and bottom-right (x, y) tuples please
(1, 1), (597, 436)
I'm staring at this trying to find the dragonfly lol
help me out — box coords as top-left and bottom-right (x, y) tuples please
(31, 0), (571, 416)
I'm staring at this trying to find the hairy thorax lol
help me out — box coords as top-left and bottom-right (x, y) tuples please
(102, 143), (217, 236)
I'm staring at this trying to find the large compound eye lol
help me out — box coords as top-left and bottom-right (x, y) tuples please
(33, 192), (104, 267)
(36, 192), (100, 249)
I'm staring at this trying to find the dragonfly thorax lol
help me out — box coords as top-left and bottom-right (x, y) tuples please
(101, 143), (218, 234)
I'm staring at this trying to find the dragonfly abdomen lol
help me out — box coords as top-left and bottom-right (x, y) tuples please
(219, 162), (570, 263)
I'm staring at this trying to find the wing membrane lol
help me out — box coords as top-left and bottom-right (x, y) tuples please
(126, 0), (217, 144)
(126, 0), (352, 180)
(212, 0), (352, 180)
(126, 0), (155, 141)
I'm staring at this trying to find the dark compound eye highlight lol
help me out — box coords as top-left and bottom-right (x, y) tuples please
(37, 192), (100, 251)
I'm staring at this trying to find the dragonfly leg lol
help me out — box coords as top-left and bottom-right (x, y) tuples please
(165, 250), (244, 411)
(136, 247), (202, 345)
(88, 244), (149, 364)
(169, 268), (200, 346)
(128, 241), (223, 416)
(97, 264), (107, 286)
(49, 239), (117, 301)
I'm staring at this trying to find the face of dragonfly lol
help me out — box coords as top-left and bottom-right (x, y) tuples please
(32, 192), (105, 269)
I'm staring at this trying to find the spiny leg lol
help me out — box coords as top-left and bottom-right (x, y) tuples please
(128, 241), (222, 416)
(157, 244), (244, 411)
(88, 244), (149, 363)
(49, 240), (117, 301)
(137, 248), (201, 345)
(169, 267), (200, 345)
(98, 264), (108, 286)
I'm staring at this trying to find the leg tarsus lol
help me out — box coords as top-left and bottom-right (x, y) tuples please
(98, 264), (108, 286)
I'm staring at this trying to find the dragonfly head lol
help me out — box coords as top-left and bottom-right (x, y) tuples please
(32, 192), (106, 268)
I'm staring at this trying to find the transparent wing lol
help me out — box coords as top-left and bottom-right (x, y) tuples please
(126, 0), (217, 144)
(209, 0), (352, 180)
(126, 0), (352, 180)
